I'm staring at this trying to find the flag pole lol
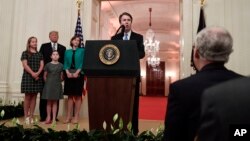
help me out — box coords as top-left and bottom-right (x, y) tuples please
(200, 0), (205, 7)
(191, 0), (207, 73)
(75, 0), (84, 47)
(76, 0), (87, 98)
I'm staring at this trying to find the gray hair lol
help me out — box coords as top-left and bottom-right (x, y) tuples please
(194, 26), (233, 62)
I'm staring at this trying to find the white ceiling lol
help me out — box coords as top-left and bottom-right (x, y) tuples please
(101, 0), (180, 57)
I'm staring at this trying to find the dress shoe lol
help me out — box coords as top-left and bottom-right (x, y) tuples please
(71, 117), (79, 124)
(43, 120), (52, 124)
(63, 118), (71, 124)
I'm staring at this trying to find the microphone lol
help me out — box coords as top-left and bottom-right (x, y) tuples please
(114, 25), (125, 35)
(121, 25), (125, 33)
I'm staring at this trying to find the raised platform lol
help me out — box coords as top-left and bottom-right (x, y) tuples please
(1, 116), (164, 134)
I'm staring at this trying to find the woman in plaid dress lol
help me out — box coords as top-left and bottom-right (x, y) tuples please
(21, 36), (44, 124)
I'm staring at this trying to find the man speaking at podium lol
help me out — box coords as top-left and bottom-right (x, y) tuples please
(111, 12), (145, 135)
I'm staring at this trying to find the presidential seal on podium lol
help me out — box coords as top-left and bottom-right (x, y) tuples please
(99, 44), (120, 65)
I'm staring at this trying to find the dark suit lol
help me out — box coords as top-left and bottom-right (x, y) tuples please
(39, 42), (66, 65)
(111, 31), (145, 135)
(39, 42), (66, 121)
(163, 63), (242, 141)
(198, 77), (249, 141)
(111, 32), (145, 59)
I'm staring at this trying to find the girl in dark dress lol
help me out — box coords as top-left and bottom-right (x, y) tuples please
(42, 51), (64, 124)
(21, 36), (44, 124)
(63, 36), (85, 124)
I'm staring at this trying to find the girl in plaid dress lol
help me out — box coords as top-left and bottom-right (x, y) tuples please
(21, 36), (44, 124)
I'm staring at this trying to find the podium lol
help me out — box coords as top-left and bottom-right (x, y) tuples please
(83, 40), (140, 130)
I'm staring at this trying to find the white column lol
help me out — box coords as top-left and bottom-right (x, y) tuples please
(0, 1), (15, 95)
(180, 0), (193, 78)
(0, 0), (15, 102)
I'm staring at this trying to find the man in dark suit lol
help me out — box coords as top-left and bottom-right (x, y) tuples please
(111, 12), (145, 135)
(39, 31), (66, 122)
(163, 26), (242, 141)
(198, 77), (250, 141)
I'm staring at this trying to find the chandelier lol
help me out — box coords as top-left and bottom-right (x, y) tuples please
(144, 8), (160, 68)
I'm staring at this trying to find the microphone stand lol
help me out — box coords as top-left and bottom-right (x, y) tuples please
(114, 25), (125, 36)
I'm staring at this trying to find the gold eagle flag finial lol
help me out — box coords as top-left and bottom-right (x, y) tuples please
(76, 0), (83, 11)
(200, 0), (206, 7)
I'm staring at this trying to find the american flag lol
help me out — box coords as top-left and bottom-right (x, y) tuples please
(74, 14), (84, 48)
(75, 13), (87, 97)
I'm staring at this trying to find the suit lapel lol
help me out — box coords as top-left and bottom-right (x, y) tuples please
(130, 32), (134, 40)
(57, 44), (61, 51)
(48, 43), (53, 52)
(130, 32), (138, 40)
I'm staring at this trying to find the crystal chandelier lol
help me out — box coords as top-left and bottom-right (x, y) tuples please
(144, 8), (160, 68)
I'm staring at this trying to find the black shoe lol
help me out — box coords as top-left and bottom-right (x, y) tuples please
(56, 118), (59, 121)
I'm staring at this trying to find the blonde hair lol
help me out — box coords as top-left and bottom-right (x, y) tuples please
(26, 36), (37, 55)
(49, 31), (58, 36)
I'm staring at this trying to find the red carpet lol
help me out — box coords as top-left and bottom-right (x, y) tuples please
(139, 96), (167, 120)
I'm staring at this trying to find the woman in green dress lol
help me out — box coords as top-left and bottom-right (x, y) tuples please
(63, 36), (85, 124)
